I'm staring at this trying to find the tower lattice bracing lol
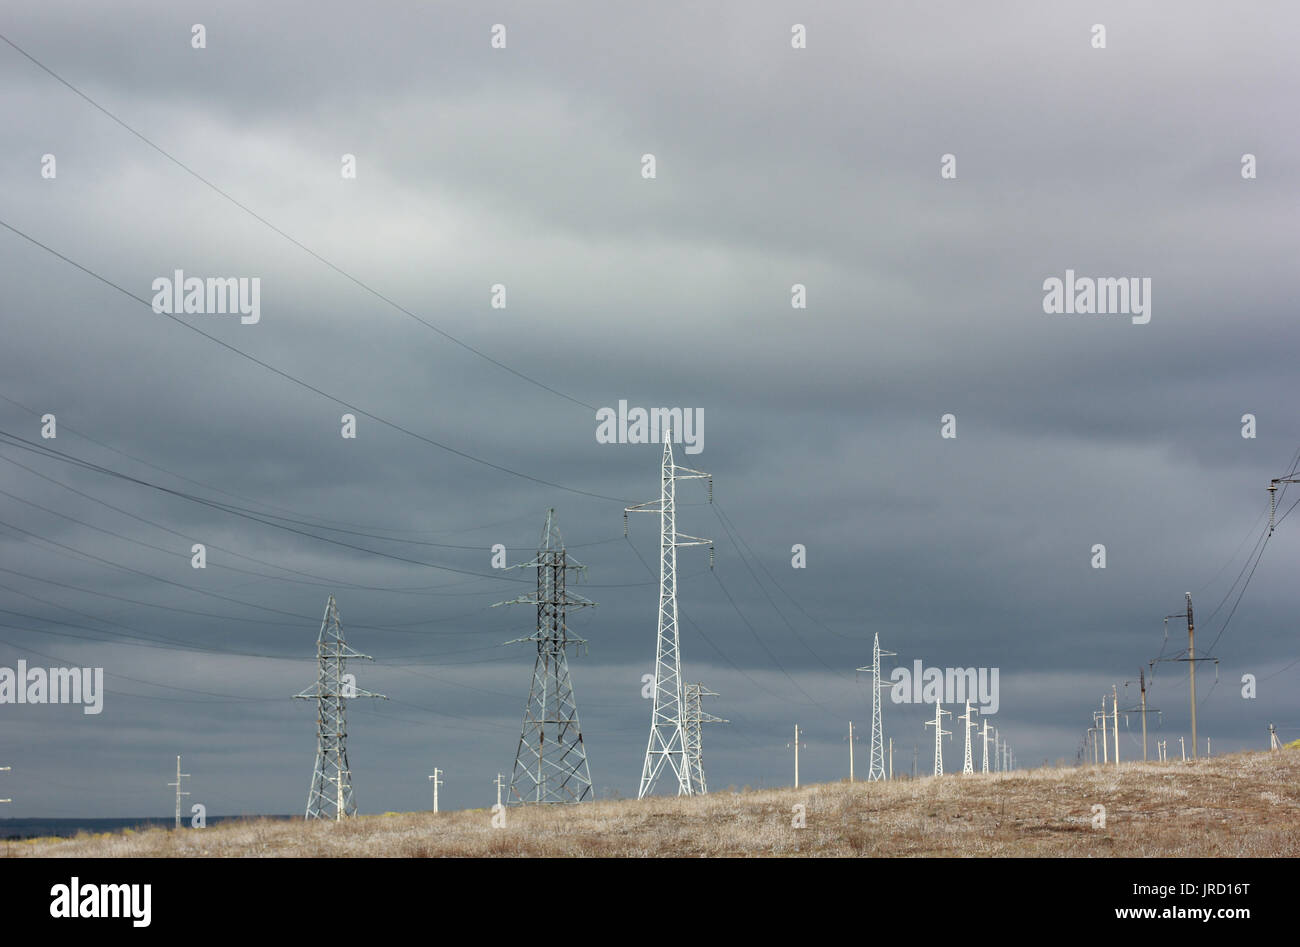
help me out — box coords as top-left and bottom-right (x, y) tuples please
(626, 433), (712, 799)
(683, 683), (728, 794)
(294, 595), (385, 820)
(496, 509), (595, 804)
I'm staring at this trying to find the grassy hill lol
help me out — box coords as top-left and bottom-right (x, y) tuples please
(10, 748), (1299, 857)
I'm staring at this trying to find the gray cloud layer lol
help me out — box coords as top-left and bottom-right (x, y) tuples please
(1, 1), (1298, 816)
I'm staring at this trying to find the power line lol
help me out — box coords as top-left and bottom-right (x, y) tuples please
(0, 30), (596, 412)
(0, 388), (543, 539)
(0, 218), (624, 503)
(0, 431), (651, 588)
(0, 448), (612, 596)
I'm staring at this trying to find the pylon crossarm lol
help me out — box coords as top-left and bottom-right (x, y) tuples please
(625, 500), (666, 515)
(671, 466), (710, 480)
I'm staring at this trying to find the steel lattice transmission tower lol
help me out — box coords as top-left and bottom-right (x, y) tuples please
(294, 595), (386, 820)
(494, 509), (596, 805)
(683, 683), (728, 794)
(925, 702), (951, 777)
(959, 700), (979, 775)
(856, 633), (896, 781)
(626, 432), (713, 799)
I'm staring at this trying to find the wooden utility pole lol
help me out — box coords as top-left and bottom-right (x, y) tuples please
(1186, 594), (1198, 759)
(1111, 685), (1120, 766)
(1121, 670), (1159, 761)
(1140, 670), (1149, 761)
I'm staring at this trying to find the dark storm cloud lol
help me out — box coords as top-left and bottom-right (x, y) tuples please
(1, 1), (1298, 816)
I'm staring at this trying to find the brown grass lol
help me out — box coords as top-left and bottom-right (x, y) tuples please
(9, 749), (1300, 857)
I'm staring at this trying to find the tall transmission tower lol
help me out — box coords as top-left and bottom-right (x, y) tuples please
(959, 700), (979, 775)
(683, 683), (728, 793)
(1269, 723), (1281, 751)
(625, 433), (713, 799)
(294, 594), (386, 820)
(494, 509), (595, 805)
(981, 721), (992, 773)
(925, 702), (950, 776)
(856, 633), (896, 781)
(167, 755), (190, 829)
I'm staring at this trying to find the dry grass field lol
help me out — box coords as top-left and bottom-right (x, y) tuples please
(10, 749), (1300, 857)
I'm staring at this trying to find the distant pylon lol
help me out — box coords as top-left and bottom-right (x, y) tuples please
(1270, 723), (1281, 751)
(856, 633), (896, 781)
(981, 721), (992, 773)
(683, 683), (728, 793)
(494, 509), (595, 805)
(626, 432), (713, 799)
(167, 755), (190, 829)
(959, 700), (979, 775)
(925, 702), (951, 776)
(294, 595), (386, 820)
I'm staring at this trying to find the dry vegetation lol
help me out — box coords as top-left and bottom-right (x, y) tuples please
(10, 749), (1300, 857)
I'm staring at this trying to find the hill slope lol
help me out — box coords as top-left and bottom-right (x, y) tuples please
(11, 749), (1300, 857)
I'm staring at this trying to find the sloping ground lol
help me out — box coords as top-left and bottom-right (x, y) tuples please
(10, 749), (1300, 857)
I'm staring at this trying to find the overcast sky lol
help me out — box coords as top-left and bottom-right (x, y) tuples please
(2, 1), (1299, 818)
